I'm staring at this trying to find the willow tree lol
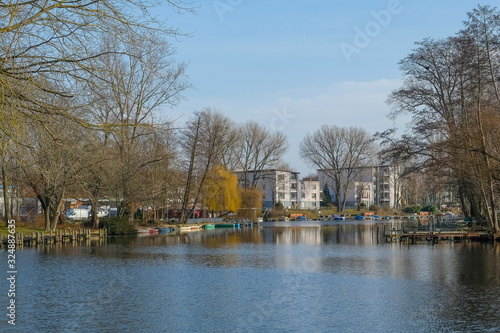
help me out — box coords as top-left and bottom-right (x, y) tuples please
(238, 187), (263, 220)
(203, 165), (241, 216)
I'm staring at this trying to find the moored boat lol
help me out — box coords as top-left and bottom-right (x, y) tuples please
(156, 227), (174, 234)
(202, 224), (215, 229)
(215, 224), (234, 228)
(137, 228), (158, 235)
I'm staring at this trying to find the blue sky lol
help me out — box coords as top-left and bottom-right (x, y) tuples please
(159, 1), (498, 175)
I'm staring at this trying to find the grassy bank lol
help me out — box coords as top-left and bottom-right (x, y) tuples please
(0, 221), (100, 237)
(279, 208), (396, 219)
(0, 224), (45, 236)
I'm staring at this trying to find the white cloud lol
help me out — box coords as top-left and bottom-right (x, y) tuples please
(262, 79), (407, 174)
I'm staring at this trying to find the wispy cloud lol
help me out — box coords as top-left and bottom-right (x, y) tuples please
(168, 79), (409, 174)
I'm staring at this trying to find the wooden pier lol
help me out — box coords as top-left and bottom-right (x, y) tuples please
(384, 229), (488, 244)
(0, 229), (107, 247)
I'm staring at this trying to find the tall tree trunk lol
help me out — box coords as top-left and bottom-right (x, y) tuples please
(90, 198), (100, 229)
(333, 181), (342, 213)
(39, 197), (51, 231)
(49, 194), (64, 231)
(180, 118), (201, 224)
(180, 142), (197, 224)
(1, 149), (11, 226)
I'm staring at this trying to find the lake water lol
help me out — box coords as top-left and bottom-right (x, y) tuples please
(2, 221), (500, 332)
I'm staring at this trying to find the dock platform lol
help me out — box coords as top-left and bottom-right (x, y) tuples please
(385, 229), (489, 243)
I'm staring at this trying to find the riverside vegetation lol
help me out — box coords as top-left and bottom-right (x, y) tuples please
(1, 4), (500, 236)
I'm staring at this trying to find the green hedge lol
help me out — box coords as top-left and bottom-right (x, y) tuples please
(421, 205), (438, 215)
(99, 218), (137, 235)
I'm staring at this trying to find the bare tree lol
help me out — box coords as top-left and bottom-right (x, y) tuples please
(237, 121), (287, 188)
(300, 125), (375, 213)
(83, 33), (189, 219)
(0, 1), (192, 119)
(0, 132), (14, 224)
(384, 5), (500, 232)
(179, 109), (236, 223)
(0, 1), (193, 225)
(18, 115), (87, 231)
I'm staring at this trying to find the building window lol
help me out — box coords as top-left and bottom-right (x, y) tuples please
(291, 174), (297, 180)
(312, 184), (317, 190)
(278, 174), (285, 181)
(312, 202), (316, 207)
(278, 193), (285, 199)
(291, 183), (297, 189)
(301, 193), (305, 199)
(300, 183), (305, 190)
(291, 193), (297, 199)
(312, 193), (317, 199)
(278, 184), (285, 191)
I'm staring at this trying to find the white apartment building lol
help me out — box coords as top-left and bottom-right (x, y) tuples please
(299, 178), (321, 209)
(236, 170), (320, 210)
(317, 165), (400, 209)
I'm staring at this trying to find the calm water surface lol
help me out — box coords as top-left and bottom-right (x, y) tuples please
(2, 221), (500, 332)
